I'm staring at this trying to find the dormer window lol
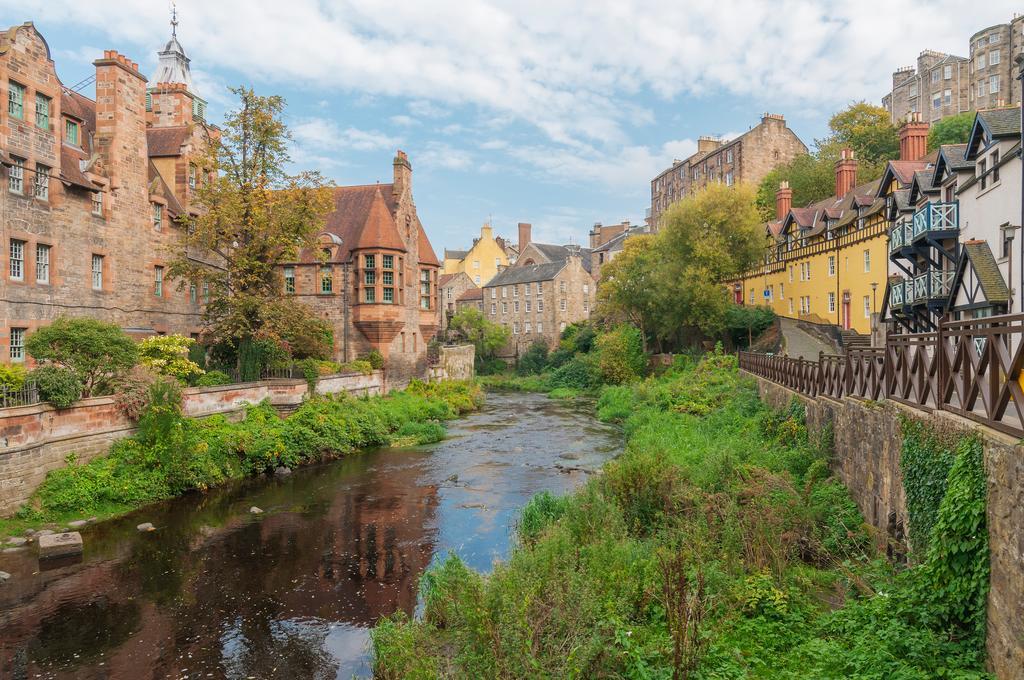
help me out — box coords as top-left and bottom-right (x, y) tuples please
(65, 119), (79, 146)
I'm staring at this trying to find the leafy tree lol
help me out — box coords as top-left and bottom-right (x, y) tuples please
(656, 183), (764, 340)
(516, 340), (549, 376)
(26, 317), (138, 397)
(824, 101), (899, 164)
(31, 365), (83, 409)
(724, 304), (776, 348)
(169, 87), (335, 358)
(448, 307), (510, 360)
(757, 102), (897, 216)
(596, 235), (662, 348)
(927, 112), (974, 151)
(138, 335), (205, 381)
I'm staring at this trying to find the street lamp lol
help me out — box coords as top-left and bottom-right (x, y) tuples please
(871, 281), (878, 315)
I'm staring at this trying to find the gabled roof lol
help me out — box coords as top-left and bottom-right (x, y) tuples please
(61, 89), (96, 131)
(966, 107), (1021, 158)
(520, 242), (593, 273)
(59, 145), (98, 190)
(486, 261), (566, 286)
(444, 249), (468, 260)
(148, 161), (185, 216)
(949, 240), (1009, 308)
(457, 287), (483, 301)
(931, 143), (972, 186)
(351, 185), (406, 252)
(147, 126), (191, 157)
(908, 170), (939, 204)
(317, 184), (400, 262)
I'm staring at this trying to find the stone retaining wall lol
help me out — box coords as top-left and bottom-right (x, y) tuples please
(428, 344), (475, 382)
(743, 370), (1024, 680)
(0, 371), (384, 516)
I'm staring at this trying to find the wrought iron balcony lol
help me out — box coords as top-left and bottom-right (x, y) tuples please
(911, 201), (958, 242)
(889, 218), (912, 253)
(905, 269), (955, 305)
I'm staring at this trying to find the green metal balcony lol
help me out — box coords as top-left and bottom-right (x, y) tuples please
(911, 201), (958, 242)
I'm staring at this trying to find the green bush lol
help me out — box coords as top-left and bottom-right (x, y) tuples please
(26, 317), (137, 396)
(517, 490), (570, 543)
(516, 340), (549, 376)
(0, 363), (27, 390)
(595, 325), (646, 384)
(138, 334), (204, 381)
(596, 385), (637, 423)
(32, 365), (83, 409)
(548, 354), (601, 390)
(476, 356), (507, 375)
(194, 370), (233, 387)
(367, 349), (385, 370)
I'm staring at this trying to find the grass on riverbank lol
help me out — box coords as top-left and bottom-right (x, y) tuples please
(373, 352), (989, 679)
(2, 380), (482, 536)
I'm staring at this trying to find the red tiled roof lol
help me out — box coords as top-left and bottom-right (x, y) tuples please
(418, 223), (440, 266)
(148, 161), (184, 216)
(887, 160), (928, 185)
(147, 126), (191, 157)
(351, 185), (406, 252)
(59, 145), (98, 190)
(457, 288), (483, 301)
(438, 273), (458, 286)
(61, 89), (96, 132)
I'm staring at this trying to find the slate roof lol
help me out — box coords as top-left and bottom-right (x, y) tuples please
(444, 249), (468, 260)
(941, 144), (972, 171)
(977, 107), (1022, 137)
(522, 242), (593, 273)
(147, 126), (191, 157)
(961, 240), (1009, 304)
(485, 261), (566, 287)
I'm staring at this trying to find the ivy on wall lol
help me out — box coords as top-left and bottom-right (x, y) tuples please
(899, 416), (961, 555)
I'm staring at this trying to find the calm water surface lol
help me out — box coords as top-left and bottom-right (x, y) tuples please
(0, 392), (620, 679)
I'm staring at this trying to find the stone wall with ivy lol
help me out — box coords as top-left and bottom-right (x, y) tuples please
(744, 370), (1024, 679)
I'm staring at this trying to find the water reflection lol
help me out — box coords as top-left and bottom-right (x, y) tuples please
(0, 392), (620, 679)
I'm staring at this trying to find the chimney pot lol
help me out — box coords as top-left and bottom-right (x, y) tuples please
(898, 115), (929, 162)
(775, 181), (793, 220)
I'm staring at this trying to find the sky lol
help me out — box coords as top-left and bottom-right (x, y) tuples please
(2, 0), (1020, 253)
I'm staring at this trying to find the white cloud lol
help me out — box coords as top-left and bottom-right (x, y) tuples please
(417, 141), (473, 171)
(389, 114), (418, 127)
(291, 118), (401, 152)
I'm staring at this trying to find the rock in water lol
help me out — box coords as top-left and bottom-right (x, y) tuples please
(7, 537), (27, 547)
(274, 466), (292, 476)
(37, 532), (84, 559)
(249, 506), (263, 514)
(137, 522), (155, 532)
(68, 520), (88, 529)
(0, 571), (10, 582)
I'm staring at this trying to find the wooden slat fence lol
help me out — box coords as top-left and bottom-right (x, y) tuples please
(739, 311), (1024, 437)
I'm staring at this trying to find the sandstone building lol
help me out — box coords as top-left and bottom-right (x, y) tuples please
(588, 220), (649, 282)
(881, 14), (1024, 124)
(649, 114), (807, 230)
(279, 151), (441, 382)
(438, 271), (477, 329)
(484, 222), (594, 358)
(441, 222), (515, 286)
(1, 21), (214, 364)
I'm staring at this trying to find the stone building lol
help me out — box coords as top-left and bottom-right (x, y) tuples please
(590, 222), (650, 282)
(279, 151), (441, 383)
(967, 18), (1024, 112)
(649, 113), (807, 230)
(483, 244), (593, 359)
(438, 271), (476, 329)
(881, 15), (1024, 123)
(0, 21), (215, 363)
(454, 287), (483, 314)
(441, 222), (512, 286)
(881, 50), (970, 124)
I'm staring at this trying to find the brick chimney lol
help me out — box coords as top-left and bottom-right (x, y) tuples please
(775, 181), (793, 220)
(392, 150), (412, 202)
(93, 50), (148, 202)
(518, 222), (532, 254)
(898, 113), (929, 161)
(835, 148), (857, 198)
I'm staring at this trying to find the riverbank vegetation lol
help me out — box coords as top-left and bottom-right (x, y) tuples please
(4, 380), (482, 534)
(373, 351), (989, 678)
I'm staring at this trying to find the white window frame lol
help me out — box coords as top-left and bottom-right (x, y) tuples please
(91, 254), (103, 290)
(989, 50), (1000, 65)
(828, 291), (836, 313)
(9, 327), (25, 362)
(990, 75), (999, 94)
(863, 249), (871, 273)
(154, 265), (164, 297)
(91, 191), (103, 216)
(34, 164), (49, 200)
(9, 239), (24, 280)
(828, 255), (835, 277)
(8, 157), (24, 194)
(864, 295), (871, 318)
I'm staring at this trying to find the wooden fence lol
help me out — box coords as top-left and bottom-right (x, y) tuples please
(739, 312), (1024, 437)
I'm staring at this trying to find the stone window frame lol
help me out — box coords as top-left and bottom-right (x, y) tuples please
(34, 164), (49, 201)
(189, 283), (197, 303)
(9, 239), (25, 281)
(537, 299), (544, 312)
(490, 303), (496, 315)
(91, 254), (104, 290)
(35, 243), (50, 284)
(989, 75), (999, 94)
(65, 118), (79, 146)
(420, 268), (433, 310)
(514, 300), (520, 313)
(321, 264), (334, 294)
(154, 265), (165, 298)
(989, 49), (1000, 66)
(8, 156), (24, 194)
(8, 80), (24, 119)
(91, 191), (104, 217)
(152, 202), (164, 230)
(9, 327), (26, 362)
(560, 298), (567, 312)
(35, 93), (50, 129)
(283, 266), (296, 294)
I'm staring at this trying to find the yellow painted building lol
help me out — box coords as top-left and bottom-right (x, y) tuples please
(732, 164), (889, 336)
(442, 224), (510, 286)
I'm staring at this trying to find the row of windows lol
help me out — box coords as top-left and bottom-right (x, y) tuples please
(7, 158), (49, 199)
(487, 280), (588, 299)
(8, 80), (82, 144)
(511, 321), (542, 335)
(788, 250), (871, 283)
(283, 263), (433, 308)
(491, 298), (572, 314)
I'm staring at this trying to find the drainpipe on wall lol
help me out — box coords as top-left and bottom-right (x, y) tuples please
(1017, 54), (1024, 316)
(342, 261), (350, 361)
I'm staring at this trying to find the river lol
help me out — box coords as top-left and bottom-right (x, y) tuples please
(0, 392), (621, 679)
